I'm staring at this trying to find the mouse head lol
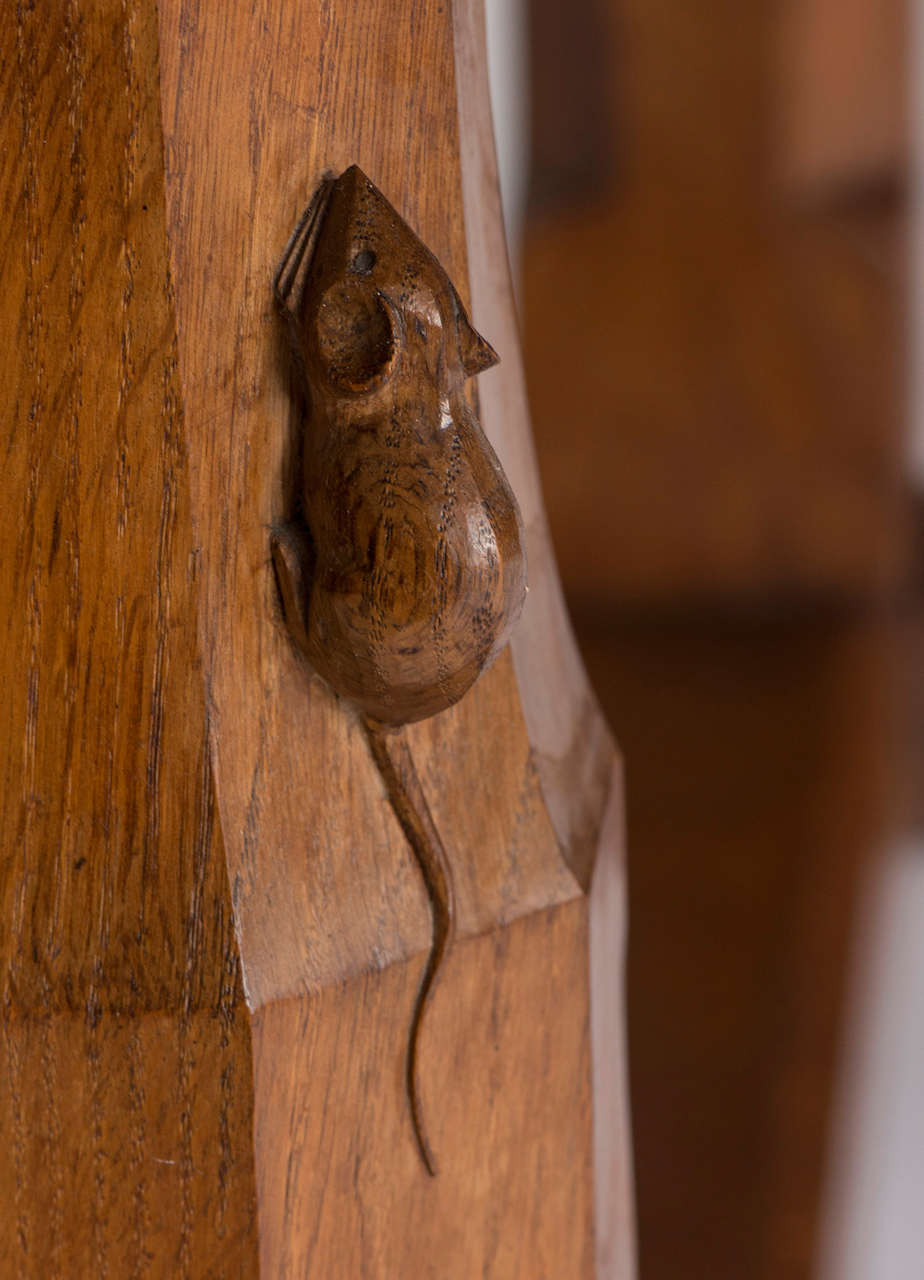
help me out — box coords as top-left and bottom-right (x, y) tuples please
(276, 165), (497, 399)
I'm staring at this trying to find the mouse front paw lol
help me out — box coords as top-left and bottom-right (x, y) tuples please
(271, 520), (315, 659)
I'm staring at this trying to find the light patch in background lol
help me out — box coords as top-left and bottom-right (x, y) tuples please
(818, 840), (924, 1280)
(818, 17), (924, 1267)
(484, 0), (529, 276)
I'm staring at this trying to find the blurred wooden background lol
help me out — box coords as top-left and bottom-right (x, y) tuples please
(521, 0), (911, 1276)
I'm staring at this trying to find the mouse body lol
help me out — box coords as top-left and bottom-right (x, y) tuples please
(273, 165), (526, 725)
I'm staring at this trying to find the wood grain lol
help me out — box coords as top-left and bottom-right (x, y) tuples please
(253, 900), (597, 1277)
(0, 1), (258, 1273)
(0, 1010), (257, 1276)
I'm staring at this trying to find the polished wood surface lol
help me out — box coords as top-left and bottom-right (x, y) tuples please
(1, 0), (631, 1274)
(0, 2), (258, 1271)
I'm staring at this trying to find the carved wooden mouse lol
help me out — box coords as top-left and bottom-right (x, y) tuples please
(271, 165), (527, 1174)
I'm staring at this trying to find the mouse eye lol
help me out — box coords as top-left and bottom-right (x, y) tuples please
(314, 282), (401, 393)
(350, 249), (376, 275)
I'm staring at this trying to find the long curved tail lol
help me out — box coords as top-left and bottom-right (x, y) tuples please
(362, 715), (455, 1177)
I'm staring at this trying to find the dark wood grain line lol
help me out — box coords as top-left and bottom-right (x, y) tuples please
(39, 1016), (64, 1275)
(217, 1042), (234, 1243)
(110, 0), (142, 975)
(216, 812), (248, 1249)
(60, 0), (86, 972)
(117, 0), (138, 543)
(2, 1009), (28, 1276)
(144, 37), (181, 937)
(496, 753), (539, 921)
(185, 725), (213, 1014)
(178, 1017), (194, 1278)
(85, 1022), (109, 1278)
(12, 0), (43, 1009)
(141, 343), (178, 927)
(127, 1026), (149, 1278)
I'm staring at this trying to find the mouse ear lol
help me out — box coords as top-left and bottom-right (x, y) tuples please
(314, 282), (402, 393)
(445, 279), (499, 377)
(459, 316), (499, 377)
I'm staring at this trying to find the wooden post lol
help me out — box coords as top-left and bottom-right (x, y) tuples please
(0, 1), (633, 1274)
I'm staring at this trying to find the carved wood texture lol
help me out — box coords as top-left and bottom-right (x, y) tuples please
(0, 2), (258, 1272)
(0, 0), (633, 1275)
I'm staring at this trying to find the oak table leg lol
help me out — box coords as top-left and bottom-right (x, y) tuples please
(0, 1), (634, 1274)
